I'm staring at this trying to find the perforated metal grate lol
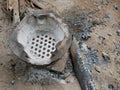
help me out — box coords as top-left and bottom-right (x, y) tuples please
(29, 33), (56, 59)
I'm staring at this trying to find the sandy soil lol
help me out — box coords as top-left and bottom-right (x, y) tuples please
(0, 0), (120, 90)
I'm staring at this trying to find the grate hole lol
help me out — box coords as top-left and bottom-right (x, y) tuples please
(47, 49), (50, 52)
(38, 50), (41, 52)
(48, 41), (51, 44)
(43, 52), (45, 54)
(45, 35), (48, 38)
(36, 44), (38, 46)
(47, 54), (50, 56)
(49, 37), (52, 40)
(44, 43), (47, 46)
(43, 48), (46, 50)
(38, 54), (41, 57)
(35, 48), (37, 51)
(52, 43), (55, 46)
(32, 38), (35, 41)
(42, 56), (44, 58)
(52, 47), (55, 50)
(39, 46), (42, 48)
(45, 39), (47, 42)
(36, 40), (39, 42)
(48, 45), (51, 48)
(41, 37), (43, 40)
(31, 46), (33, 49)
(40, 42), (43, 44)
(32, 42), (35, 44)
(37, 36), (39, 38)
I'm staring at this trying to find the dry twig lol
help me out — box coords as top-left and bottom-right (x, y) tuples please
(7, 0), (20, 24)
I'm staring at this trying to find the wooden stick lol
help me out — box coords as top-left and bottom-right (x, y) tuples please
(31, 0), (46, 9)
(13, 0), (20, 24)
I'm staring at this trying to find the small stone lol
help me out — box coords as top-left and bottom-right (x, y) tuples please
(84, 1), (88, 4)
(105, 13), (112, 18)
(98, 36), (106, 45)
(18, 77), (21, 80)
(116, 29), (120, 36)
(106, 0), (110, 3)
(107, 33), (112, 36)
(98, 6), (102, 10)
(81, 6), (85, 10)
(113, 4), (118, 10)
(108, 84), (115, 90)
(102, 52), (110, 62)
(93, 18), (103, 25)
(116, 43), (120, 55)
(0, 26), (2, 32)
(11, 80), (15, 85)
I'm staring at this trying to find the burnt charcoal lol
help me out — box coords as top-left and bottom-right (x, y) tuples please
(81, 31), (91, 40)
(64, 9), (95, 41)
(11, 60), (27, 76)
(26, 68), (66, 83)
(73, 48), (96, 90)
(64, 56), (75, 75)
(108, 84), (115, 90)
(113, 4), (118, 10)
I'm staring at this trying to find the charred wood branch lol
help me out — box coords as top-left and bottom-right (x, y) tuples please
(31, 0), (46, 9)
(74, 49), (96, 90)
(70, 38), (96, 90)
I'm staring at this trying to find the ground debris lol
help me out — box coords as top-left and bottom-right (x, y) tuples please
(105, 13), (112, 19)
(98, 36), (106, 45)
(116, 29), (120, 36)
(116, 42), (120, 55)
(102, 52), (110, 62)
(64, 7), (106, 41)
(26, 68), (66, 84)
(0, 26), (3, 32)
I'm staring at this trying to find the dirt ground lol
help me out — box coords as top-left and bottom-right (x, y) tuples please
(0, 0), (120, 90)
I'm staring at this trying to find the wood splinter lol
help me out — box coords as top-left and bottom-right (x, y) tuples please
(7, 0), (20, 24)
